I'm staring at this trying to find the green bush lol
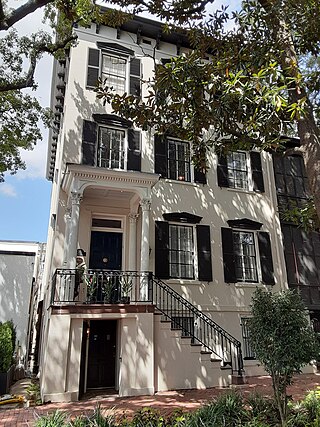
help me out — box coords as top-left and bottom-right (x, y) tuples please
(34, 410), (68, 427)
(0, 320), (16, 372)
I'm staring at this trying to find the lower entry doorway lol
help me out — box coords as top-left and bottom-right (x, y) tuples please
(86, 320), (117, 389)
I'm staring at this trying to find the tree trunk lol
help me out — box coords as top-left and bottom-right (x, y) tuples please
(258, 0), (320, 222)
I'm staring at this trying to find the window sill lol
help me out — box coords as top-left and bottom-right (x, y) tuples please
(234, 282), (266, 288)
(220, 187), (263, 195)
(162, 178), (198, 187)
(167, 279), (208, 286)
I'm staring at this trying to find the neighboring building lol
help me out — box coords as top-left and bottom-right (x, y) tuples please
(0, 241), (45, 370)
(39, 12), (316, 403)
(273, 149), (320, 317)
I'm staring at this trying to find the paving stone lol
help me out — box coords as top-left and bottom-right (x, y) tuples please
(1, 374), (320, 426)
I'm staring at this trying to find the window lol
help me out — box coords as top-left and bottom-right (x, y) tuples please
(233, 231), (258, 282)
(273, 154), (309, 211)
(86, 46), (141, 96)
(101, 54), (126, 95)
(221, 225), (274, 285)
(82, 119), (141, 172)
(217, 151), (264, 192)
(227, 152), (249, 190)
(169, 224), (194, 279)
(154, 134), (206, 184)
(155, 220), (212, 281)
(282, 225), (320, 292)
(240, 318), (256, 359)
(168, 138), (191, 182)
(98, 127), (125, 169)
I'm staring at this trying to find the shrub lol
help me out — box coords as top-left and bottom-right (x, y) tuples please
(0, 320), (16, 372)
(34, 410), (68, 427)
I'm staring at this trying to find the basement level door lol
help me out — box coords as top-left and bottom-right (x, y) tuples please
(87, 320), (117, 389)
(89, 231), (122, 270)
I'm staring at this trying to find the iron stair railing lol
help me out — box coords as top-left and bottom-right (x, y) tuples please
(151, 275), (244, 376)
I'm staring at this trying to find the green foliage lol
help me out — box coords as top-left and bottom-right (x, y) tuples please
(246, 392), (280, 425)
(34, 410), (68, 427)
(281, 198), (320, 231)
(248, 289), (319, 426)
(129, 408), (164, 427)
(0, 320), (16, 372)
(26, 380), (42, 405)
(0, 89), (52, 181)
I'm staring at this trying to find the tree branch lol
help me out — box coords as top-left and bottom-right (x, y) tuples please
(0, 0), (53, 30)
(0, 34), (77, 92)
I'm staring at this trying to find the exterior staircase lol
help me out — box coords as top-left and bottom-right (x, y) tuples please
(151, 275), (245, 386)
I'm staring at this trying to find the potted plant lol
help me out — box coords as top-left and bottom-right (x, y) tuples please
(120, 275), (133, 304)
(0, 320), (16, 395)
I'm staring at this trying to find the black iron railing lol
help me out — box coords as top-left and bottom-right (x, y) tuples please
(152, 276), (243, 375)
(51, 269), (243, 375)
(51, 269), (152, 304)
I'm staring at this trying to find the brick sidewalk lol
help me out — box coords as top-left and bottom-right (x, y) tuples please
(1, 374), (320, 427)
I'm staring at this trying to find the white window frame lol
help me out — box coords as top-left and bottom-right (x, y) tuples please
(97, 125), (128, 171)
(226, 151), (253, 191)
(232, 229), (262, 283)
(100, 51), (129, 95)
(168, 222), (198, 279)
(166, 137), (192, 183)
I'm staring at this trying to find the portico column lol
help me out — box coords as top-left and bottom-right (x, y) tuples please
(140, 198), (151, 300)
(68, 191), (82, 268)
(63, 207), (72, 267)
(128, 213), (139, 271)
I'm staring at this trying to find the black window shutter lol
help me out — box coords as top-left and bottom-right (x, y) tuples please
(217, 155), (229, 187)
(82, 120), (97, 166)
(154, 134), (168, 178)
(155, 221), (169, 279)
(87, 48), (100, 88)
(258, 231), (275, 285)
(196, 225), (212, 281)
(194, 168), (207, 185)
(250, 151), (265, 192)
(221, 228), (236, 282)
(127, 129), (141, 171)
(130, 58), (141, 97)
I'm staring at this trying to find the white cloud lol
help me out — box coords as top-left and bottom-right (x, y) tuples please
(0, 183), (17, 197)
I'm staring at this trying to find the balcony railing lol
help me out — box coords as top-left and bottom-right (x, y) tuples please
(51, 269), (152, 304)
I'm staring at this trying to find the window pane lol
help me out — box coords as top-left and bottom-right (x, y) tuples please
(227, 152), (249, 190)
(167, 139), (191, 182)
(98, 128), (125, 169)
(233, 231), (258, 282)
(102, 55), (126, 95)
(169, 225), (194, 278)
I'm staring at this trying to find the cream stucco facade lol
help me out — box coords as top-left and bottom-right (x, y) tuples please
(39, 13), (302, 403)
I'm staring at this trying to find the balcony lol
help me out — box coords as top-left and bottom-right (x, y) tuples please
(51, 269), (152, 305)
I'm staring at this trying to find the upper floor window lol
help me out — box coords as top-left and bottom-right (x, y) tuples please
(217, 151), (265, 193)
(155, 213), (212, 281)
(226, 152), (249, 190)
(168, 138), (191, 182)
(101, 54), (127, 95)
(155, 134), (206, 184)
(273, 154), (309, 211)
(86, 45), (141, 96)
(82, 117), (141, 172)
(221, 219), (274, 285)
(98, 127), (125, 169)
